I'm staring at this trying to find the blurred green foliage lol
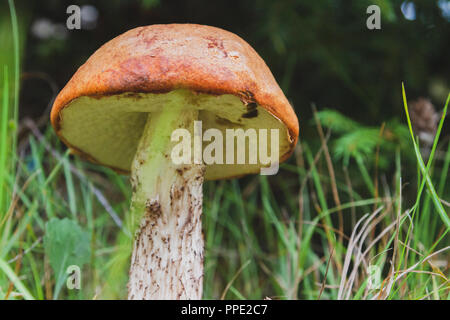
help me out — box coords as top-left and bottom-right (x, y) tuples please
(315, 109), (412, 168)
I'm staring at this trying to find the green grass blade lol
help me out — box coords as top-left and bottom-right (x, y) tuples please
(0, 66), (9, 216)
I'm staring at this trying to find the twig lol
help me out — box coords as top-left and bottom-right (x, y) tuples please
(8, 236), (43, 264)
(220, 260), (251, 300)
(313, 104), (344, 246)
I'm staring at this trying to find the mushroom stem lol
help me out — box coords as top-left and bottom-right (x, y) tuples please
(127, 103), (205, 300)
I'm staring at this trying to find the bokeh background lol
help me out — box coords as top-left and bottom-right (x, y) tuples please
(7, 0), (450, 126)
(0, 0), (449, 300)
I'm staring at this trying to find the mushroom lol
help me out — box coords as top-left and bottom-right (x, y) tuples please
(50, 24), (299, 299)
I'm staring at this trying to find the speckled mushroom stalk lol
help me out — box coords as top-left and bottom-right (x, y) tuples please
(128, 101), (205, 300)
(50, 24), (300, 301)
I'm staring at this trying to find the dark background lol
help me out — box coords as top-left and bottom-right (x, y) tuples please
(12, 0), (450, 132)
